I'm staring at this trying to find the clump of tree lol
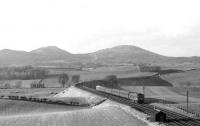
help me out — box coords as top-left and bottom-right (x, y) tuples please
(30, 80), (45, 88)
(14, 81), (22, 88)
(105, 75), (119, 88)
(71, 75), (80, 84)
(139, 64), (161, 72)
(4, 83), (11, 89)
(0, 65), (49, 80)
(58, 73), (69, 88)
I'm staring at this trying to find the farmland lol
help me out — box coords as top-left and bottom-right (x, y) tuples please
(0, 65), (155, 88)
(0, 65), (200, 126)
(0, 99), (83, 116)
(172, 103), (200, 115)
(0, 105), (147, 126)
(0, 88), (64, 97)
(0, 85), (148, 126)
(161, 69), (200, 86)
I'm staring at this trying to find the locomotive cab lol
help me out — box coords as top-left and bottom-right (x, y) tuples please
(137, 93), (144, 104)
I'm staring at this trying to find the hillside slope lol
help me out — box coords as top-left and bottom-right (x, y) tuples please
(0, 101), (147, 126)
(0, 45), (200, 66)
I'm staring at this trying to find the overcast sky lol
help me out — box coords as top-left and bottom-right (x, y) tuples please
(0, 0), (200, 56)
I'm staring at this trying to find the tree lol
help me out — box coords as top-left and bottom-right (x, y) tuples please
(105, 75), (118, 88)
(4, 83), (11, 89)
(58, 73), (69, 88)
(15, 81), (22, 88)
(71, 75), (80, 84)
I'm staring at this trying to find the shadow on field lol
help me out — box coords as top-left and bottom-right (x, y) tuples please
(145, 98), (177, 104)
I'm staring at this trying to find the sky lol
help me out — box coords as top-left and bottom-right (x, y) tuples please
(0, 0), (200, 56)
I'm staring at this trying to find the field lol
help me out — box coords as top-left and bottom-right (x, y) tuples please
(121, 86), (200, 104)
(0, 88), (64, 97)
(0, 99), (83, 116)
(0, 85), (148, 126)
(0, 105), (147, 126)
(172, 103), (200, 115)
(0, 66), (200, 126)
(0, 66), (155, 88)
(161, 69), (200, 86)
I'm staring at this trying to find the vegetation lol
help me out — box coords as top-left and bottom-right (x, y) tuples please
(139, 64), (161, 72)
(0, 66), (48, 80)
(30, 80), (45, 88)
(0, 104), (147, 126)
(105, 75), (119, 88)
(71, 75), (80, 84)
(58, 73), (69, 88)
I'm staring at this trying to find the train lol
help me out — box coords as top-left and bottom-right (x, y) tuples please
(96, 85), (144, 104)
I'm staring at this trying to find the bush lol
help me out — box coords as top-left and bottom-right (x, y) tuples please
(15, 81), (22, 88)
(4, 83), (11, 89)
(105, 75), (118, 88)
(71, 75), (80, 84)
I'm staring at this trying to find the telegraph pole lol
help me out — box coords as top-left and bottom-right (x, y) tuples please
(143, 86), (145, 98)
(185, 81), (191, 114)
(187, 89), (189, 114)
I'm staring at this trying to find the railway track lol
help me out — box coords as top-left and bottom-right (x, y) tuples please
(76, 85), (200, 126)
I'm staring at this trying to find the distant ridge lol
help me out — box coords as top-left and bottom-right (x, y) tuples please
(0, 45), (199, 66)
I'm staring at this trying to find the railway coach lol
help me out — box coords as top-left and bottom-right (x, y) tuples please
(96, 85), (144, 104)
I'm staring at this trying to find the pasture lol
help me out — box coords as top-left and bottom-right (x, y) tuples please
(0, 105), (147, 126)
(161, 69), (200, 86)
(0, 66), (155, 88)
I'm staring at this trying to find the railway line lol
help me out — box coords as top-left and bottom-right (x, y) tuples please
(75, 84), (200, 126)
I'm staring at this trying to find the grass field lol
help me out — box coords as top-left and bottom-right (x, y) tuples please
(0, 69), (155, 88)
(0, 104), (147, 126)
(161, 69), (200, 86)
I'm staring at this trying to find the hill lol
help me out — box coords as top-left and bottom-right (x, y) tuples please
(89, 45), (167, 64)
(0, 45), (200, 66)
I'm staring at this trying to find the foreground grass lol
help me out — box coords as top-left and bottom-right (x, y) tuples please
(0, 105), (147, 126)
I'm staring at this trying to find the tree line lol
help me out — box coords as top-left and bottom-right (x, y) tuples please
(58, 74), (80, 88)
(0, 66), (48, 80)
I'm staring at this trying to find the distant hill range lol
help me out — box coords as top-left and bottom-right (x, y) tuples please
(0, 45), (200, 67)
